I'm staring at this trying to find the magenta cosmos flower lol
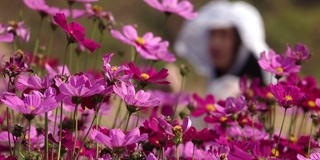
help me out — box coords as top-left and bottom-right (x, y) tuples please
(111, 25), (175, 62)
(192, 93), (218, 117)
(258, 50), (300, 77)
(113, 82), (160, 109)
(53, 13), (101, 52)
(286, 43), (311, 64)
(0, 21), (30, 42)
(95, 127), (148, 148)
(144, 0), (197, 19)
(127, 61), (169, 86)
(1, 90), (58, 120)
(270, 83), (305, 108)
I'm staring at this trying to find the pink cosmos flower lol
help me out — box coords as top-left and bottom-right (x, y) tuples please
(127, 61), (169, 86)
(270, 83), (305, 108)
(192, 93), (218, 117)
(59, 74), (105, 101)
(113, 82), (160, 109)
(286, 43), (311, 64)
(297, 152), (320, 160)
(23, 0), (68, 16)
(258, 50), (300, 77)
(95, 128), (148, 148)
(144, 0), (197, 19)
(0, 89), (58, 119)
(0, 21), (30, 42)
(102, 53), (131, 82)
(110, 25), (175, 62)
(157, 115), (192, 137)
(53, 13), (101, 52)
(17, 74), (53, 91)
(0, 32), (13, 42)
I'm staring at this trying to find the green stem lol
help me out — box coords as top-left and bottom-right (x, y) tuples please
(68, 44), (74, 74)
(112, 100), (123, 128)
(84, 20), (98, 70)
(159, 14), (170, 36)
(71, 103), (79, 159)
(131, 46), (137, 62)
(275, 108), (287, 152)
(57, 102), (64, 160)
(45, 112), (49, 160)
(51, 108), (58, 159)
(124, 112), (132, 132)
(31, 17), (44, 65)
(176, 144), (179, 160)
(298, 112), (306, 136)
(61, 43), (71, 75)
(28, 120), (32, 153)
(308, 123), (314, 157)
(75, 103), (101, 159)
(6, 108), (12, 155)
(93, 31), (104, 71)
(172, 75), (185, 117)
(135, 111), (140, 127)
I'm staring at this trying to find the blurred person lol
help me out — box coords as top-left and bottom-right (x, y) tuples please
(174, 0), (271, 99)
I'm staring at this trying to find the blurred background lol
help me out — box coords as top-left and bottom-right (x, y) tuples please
(1, 0), (320, 94)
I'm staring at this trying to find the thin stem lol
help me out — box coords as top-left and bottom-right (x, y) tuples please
(298, 112), (306, 136)
(75, 102), (102, 159)
(308, 123), (314, 157)
(57, 102), (64, 160)
(135, 111), (140, 127)
(45, 112), (49, 160)
(61, 43), (71, 75)
(51, 108), (58, 159)
(93, 30), (104, 71)
(112, 100), (123, 128)
(176, 144), (179, 160)
(173, 75), (185, 117)
(71, 103), (79, 159)
(6, 108), (12, 155)
(131, 46), (137, 62)
(31, 17), (44, 65)
(28, 120), (32, 152)
(124, 112), (132, 132)
(159, 14), (170, 36)
(84, 20), (98, 70)
(275, 108), (287, 153)
(68, 44), (74, 74)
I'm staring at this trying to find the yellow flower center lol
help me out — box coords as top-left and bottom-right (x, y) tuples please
(266, 92), (274, 99)
(8, 20), (18, 28)
(111, 66), (118, 71)
(140, 73), (150, 80)
(206, 104), (215, 112)
(242, 118), (248, 124)
(308, 100), (316, 108)
(136, 37), (145, 45)
(16, 49), (24, 56)
(220, 116), (227, 122)
(29, 105), (35, 111)
(220, 153), (227, 160)
(284, 95), (293, 101)
(172, 125), (183, 137)
(246, 89), (254, 97)
(92, 5), (102, 13)
(271, 148), (279, 157)
(289, 135), (297, 143)
(276, 67), (283, 73)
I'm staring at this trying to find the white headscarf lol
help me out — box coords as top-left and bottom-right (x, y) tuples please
(174, 0), (270, 83)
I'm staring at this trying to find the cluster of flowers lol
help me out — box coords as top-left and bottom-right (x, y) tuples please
(0, 0), (320, 160)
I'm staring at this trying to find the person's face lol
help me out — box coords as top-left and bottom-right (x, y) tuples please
(209, 27), (238, 72)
